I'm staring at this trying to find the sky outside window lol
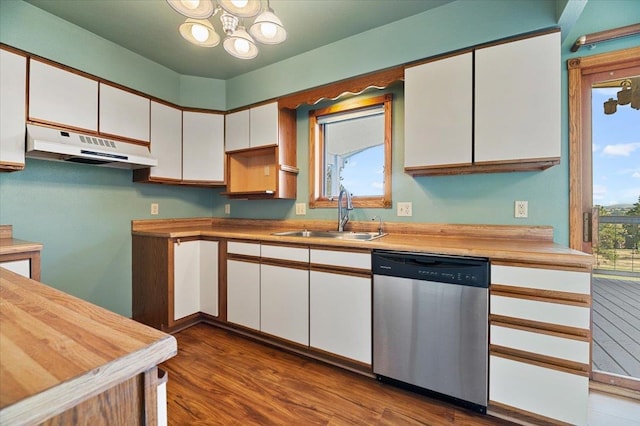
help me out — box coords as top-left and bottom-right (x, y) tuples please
(592, 85), (640, 207)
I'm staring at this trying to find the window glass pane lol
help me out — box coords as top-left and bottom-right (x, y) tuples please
(322, 112), (384, 198)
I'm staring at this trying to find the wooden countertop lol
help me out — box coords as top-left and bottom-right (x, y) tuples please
(0, 238), (43, 256)
(132, 218), (593, 268)
(0, 268), (177, 425)
(0, 225), (43, 256)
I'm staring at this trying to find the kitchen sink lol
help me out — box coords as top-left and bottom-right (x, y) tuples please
(272, 230), (386, 241)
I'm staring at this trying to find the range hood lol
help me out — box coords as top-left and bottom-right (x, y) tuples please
(26, 124), (157, 169)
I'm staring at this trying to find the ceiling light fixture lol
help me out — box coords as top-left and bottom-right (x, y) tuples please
(167, 0), (286, 60)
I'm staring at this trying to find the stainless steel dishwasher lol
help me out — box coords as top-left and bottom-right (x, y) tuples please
(372, 250), (489, 413)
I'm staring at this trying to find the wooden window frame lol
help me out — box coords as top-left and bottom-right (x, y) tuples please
(308, 94), (392, 209)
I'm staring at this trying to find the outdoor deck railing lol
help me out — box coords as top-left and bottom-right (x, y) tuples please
(593, 214), (640, 275)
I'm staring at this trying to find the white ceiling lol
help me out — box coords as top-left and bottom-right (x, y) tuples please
(23, 0), (455, 80)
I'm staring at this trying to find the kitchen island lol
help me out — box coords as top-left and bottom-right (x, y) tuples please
(0, 268), (177, 425)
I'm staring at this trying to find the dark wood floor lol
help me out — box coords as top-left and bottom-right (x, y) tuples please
(592, 275), (640, 378)
(161, 324), (511, 425)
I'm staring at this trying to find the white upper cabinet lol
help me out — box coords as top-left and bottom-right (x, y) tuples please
(99, 83), (150, 142)
(249, 102), (279, 148)
(224, 102), (278, 152)
(405, 52), (473, 168)
(403, 31), (561, 175)
(0, 49), (27, 170)
(149, 101), (182, 180)
(475, 31), (560, 163)
(182, 111), (225, 182)
(28, 59), (98, 132)
(224, 109), (249, 152)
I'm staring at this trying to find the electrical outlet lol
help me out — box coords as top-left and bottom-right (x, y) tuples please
(515, 200), (528, 218)
(224, 204), (231, 215)
(397, 202), (413, 217)
(151, 203), (159, 215)
(295, 203), (306, 215)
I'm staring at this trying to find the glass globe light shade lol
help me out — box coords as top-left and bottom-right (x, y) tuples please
(166, 0), (214, 19)
(179, 18), (220, 47)
(223, 26), (258, 59)
(249, 9), (286, 44)
(218, 0), (261, 18)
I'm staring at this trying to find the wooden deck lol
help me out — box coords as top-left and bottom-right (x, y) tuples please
(592, 275), (640, 378)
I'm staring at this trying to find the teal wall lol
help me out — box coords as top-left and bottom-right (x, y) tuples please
(1, 0), (638, 316)
(0, 159), (214, 315)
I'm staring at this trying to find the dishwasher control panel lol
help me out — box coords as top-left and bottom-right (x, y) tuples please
(372, 250), (489, 288)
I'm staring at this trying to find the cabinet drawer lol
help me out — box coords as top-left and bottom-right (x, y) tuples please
(227, 241), (260, 256)
(310, 249), (370, 270)
(491, 295), (590, 329)
(490, 355), (588, 425)
(492, 265), (590, 294)
(490, 325), (588, 364)
(261, 244), (308, 262)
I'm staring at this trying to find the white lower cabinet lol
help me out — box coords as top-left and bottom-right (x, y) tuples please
(489, 263), (591, 425)
(227, 258), (261, 330)
(0, 259), (31, 278)
(173, 240), (218, 321)
(490, 355), (588, 425)
(199, 241), (219, 317)
(309, 248), (372, 364)
(259, 244), (309, 345)
(309, 270), (371, 364)
(260, 264), (309, 345)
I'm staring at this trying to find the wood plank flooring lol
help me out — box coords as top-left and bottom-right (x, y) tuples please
(592, 275), (640, 378)
(161, 324), (511, 425)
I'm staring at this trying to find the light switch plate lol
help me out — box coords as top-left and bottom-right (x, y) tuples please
(397, 202), (412, 217)
(295, 203), (306, 215)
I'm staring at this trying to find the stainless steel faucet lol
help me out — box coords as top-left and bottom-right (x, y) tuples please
(372, 215), (383, 235)
(337, 187), (353, 232)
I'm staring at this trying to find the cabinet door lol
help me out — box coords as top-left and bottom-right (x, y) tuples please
(199, 241), (219, 317)
(249, 102), (279, 148)
(173, 240), (200, 321)
(0, 49), (27, 169)
(310, 270), (371, 363)
(260, 264), (309, 345)
(99, 83), (150, 142)
(28, 59), (98, 131)
(0, 259), (31, 278)
(224, 109), (250, 152)
(227, 259), (260, 330)
(183, 111), (225, 182)
(404, 53), (472, 168)
(475, 32), (560, 162)
(490, 355), (588, 425)
(149, 101), (182, 180)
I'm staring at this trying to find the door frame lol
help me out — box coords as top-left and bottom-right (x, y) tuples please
(568, 46), (640, 391)
(568, 46), (640, 252)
